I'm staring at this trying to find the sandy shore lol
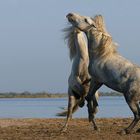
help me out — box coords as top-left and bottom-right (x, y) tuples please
(0, 118), (140, 140)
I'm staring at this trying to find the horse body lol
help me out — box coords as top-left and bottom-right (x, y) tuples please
(90, 53), (140, 93)
(87, 30), (140, 134)
(68, 30), (90, 93)
(66, 12), (140, 134)
(58, 27), (99, 131)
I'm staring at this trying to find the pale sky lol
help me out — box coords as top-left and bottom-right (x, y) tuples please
(0, 0), (140, 93)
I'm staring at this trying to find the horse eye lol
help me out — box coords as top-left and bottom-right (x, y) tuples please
(92, 24), (96, 28)
(84, 19), (88, 23)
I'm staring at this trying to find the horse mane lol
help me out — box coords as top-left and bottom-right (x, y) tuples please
(92, 15), (118, 58)
(93, 34), (117, 58)
(63, 26), (76, 60)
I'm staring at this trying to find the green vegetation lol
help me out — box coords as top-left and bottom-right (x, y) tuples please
(0, 91), (122, 98)
(99, 91), (122, 96)
(0, 92), (67, 98)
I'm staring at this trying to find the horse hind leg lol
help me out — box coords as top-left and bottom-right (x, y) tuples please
(121, 95), (140, 134)
(86, 95), (99, 130)
(91, 107), (99, 130)
(87, 103), (99, 130)
(136, 101), (140, 132)
(61, 95), (76, 132)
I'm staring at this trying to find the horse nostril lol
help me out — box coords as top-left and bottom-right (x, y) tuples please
(66, 13), (73, 18)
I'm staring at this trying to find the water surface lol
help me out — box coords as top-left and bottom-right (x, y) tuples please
(0, 96), (132, 118)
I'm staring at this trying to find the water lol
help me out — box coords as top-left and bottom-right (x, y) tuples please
(0, 96), (132, 118)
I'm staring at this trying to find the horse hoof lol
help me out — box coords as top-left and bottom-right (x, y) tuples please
(119, 129), (131, 135)
(79, 101), (85, 108)
(60, 127), (67, 133)
(85, 95), (90, 101)
(136, 128), (140, 133)
(119, 130), (127, 135)
(94, 127), (100, 132)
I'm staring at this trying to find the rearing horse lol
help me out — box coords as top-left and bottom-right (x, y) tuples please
(57, 26), (99, 131)
(66, 13), (140, 134)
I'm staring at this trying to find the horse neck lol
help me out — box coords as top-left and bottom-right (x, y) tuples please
(86, 31), (95, 59)
(86, 30), (115, 59)
(75, 32), (89, 60)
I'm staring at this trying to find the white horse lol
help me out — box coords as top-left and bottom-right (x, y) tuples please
(57, 26), (99, 131)
(66, 13), (140, 134)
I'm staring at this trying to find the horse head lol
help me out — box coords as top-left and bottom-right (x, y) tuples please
(66, 13), (96, 32)
(66, 13), (114, 58)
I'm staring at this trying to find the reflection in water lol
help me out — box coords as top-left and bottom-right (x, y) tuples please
(0, 97), (132, 118)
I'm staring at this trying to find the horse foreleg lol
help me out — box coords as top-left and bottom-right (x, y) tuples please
(70, 76), (84, 96)
(61, 95), (76, 132)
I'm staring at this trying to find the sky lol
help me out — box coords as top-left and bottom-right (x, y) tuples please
(0, 0), (140, 93)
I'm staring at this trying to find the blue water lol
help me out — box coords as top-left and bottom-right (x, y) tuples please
(0, 96), (132, 118)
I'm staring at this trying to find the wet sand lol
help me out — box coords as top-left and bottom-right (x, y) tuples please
(0, 118), (140, 140)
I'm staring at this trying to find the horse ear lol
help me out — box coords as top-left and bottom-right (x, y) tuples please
(94, 15), (106, 32)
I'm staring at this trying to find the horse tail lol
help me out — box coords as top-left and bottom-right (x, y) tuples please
(56, 99), (79, 116)
(57, 91), (99, 117)
(56, 110), (68, 117)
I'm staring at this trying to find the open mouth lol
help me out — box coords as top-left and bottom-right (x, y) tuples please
(67, 17), (74, 23)
(66, 13), (75, 23)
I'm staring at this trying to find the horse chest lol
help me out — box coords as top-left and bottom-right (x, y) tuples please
(90, 60), (122, 84)
(89, 60), (105, 81)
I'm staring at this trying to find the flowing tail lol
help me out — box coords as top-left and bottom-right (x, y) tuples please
(56, 99), (80, 116)
(56, 91), (99, 117)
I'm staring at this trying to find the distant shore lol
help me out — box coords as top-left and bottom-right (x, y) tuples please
(0, 91), (122, 98)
